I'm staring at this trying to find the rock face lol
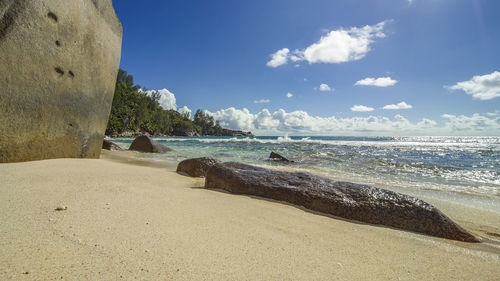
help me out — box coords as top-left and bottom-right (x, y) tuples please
(177, 157), (220, 177)
(213, 129), (254, 137)
(205, 162), (479, 242)
(184, 130), (200, 137)
(269, 152), (293, 162)
(0, 0), (122, 162)
(129, 136), (173, 153)
(102, 139), (123, 151)
(172, 127), (200, 137)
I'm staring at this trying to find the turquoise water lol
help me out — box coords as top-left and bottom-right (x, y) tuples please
(110, 136), (500, 209)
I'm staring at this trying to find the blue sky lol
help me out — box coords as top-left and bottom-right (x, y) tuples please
(113, 0), (500, 135)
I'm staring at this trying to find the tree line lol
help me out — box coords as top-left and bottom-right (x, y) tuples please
(105, 69), (225, 136)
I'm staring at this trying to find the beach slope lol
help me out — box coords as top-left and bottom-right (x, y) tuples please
(0, 151), (499, 280)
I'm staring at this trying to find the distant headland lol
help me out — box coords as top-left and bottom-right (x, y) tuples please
(105, 69), (253, 138)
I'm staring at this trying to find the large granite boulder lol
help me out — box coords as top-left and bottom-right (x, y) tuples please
(205, 162), (479, 242)
(129, 136), (173, 153)
(0, 0), (122, 162)
(177, 157), (220, 177)
(102, 139), (123, 151)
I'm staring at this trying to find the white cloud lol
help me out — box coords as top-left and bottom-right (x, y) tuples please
(141, 89), (194, 118)
(319, 83), (332, 91)
(178, 106), (192, 118)
(207, 107), (255, 131)
(447, 71), (500, 100)
(355, 77), (398, 87)
(351, 105), (375, 112)
(286, 92), (293, 98)
(266, 48), (290, 68)
(142, 88), (177, 110)
(254, 109), (281, 130)
(267, 21), (390, 67)
(302, 21), (389, 64)
(382, 101), (413, 110)
(206, 108), (498, 136)
(254, 99), (270, 104)
(441, 113), (500, 132)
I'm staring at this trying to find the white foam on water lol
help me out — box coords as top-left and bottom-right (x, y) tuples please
(150, 135), (500, 152)
(109, 135), (500, 201)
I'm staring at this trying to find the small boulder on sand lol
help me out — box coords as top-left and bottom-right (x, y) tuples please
(102, 139), (124, 151)
(177, 157), (221, 177)
(129, 136), (173, 153)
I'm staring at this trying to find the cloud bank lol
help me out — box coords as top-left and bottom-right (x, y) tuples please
(355, 77), (397, 87)
(441, 113), (500, 132)
(447, 71), (500, 100)
(142, 88), (178, 110)
(141, 88), (498, 136)
(267, 21), (390, 67)
(142, 88), (191, 116)
(205, 108), (499, 136)
(178, 106), (192, 118)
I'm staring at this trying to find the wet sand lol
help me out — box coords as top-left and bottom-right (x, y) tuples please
(0, 150), (499, 280)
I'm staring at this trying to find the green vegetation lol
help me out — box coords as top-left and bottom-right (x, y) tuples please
(106, 69), (225, 136)
(193, 109), (223, 135)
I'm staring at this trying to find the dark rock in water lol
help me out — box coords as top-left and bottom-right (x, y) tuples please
(205, 162), (479, 242)
(211, 129), (254, 137)
(129, 136), (173, 153)
(269, 152), (293, 162)
(102, 139), (123, 151)
(0, 0), (122, 163)
(172, 127), (200, 137)
(183, 129), (200, 137)
(177, 157), (220, 177)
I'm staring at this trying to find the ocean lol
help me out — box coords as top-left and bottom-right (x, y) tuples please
(110, 135), (500, 212)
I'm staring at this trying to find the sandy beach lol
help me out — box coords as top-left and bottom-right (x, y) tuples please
(1, 150), (499, 280)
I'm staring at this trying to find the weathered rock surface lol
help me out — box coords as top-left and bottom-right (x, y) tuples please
(171, 126), (200, 137)
(212, 129), (254, 137)
(269, 152), (293, 162)
(177, 157), (220, 177)
(129, 136), (173, 153)
(102, 139), (123, 151)
(205, 162), (479, 242)
(0, 0), (122, 162)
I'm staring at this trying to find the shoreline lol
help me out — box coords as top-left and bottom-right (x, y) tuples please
(127, 150), (500, 248)
(105, 149), (500, 248)
(105, 149), (500, 245)
(110, 135), (500, 211)
(1, 151), (499, 279)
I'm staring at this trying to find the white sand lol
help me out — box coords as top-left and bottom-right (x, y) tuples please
(0, 150), (499, 280)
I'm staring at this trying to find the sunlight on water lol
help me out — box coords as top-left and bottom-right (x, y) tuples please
(110, 136), (500, 209)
